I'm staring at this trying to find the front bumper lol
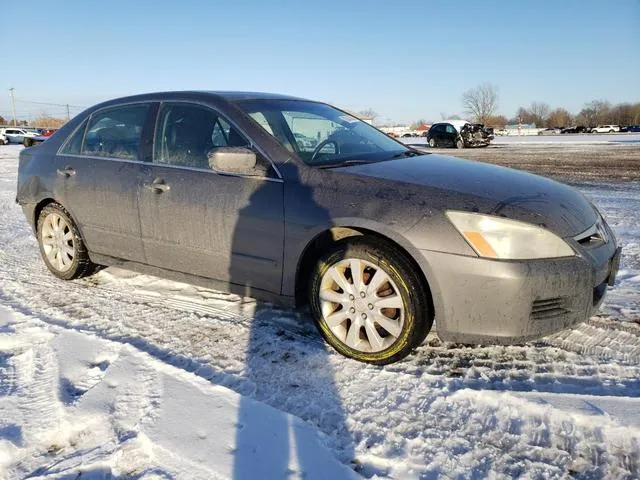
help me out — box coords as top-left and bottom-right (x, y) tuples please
(420, 239), (619, 344)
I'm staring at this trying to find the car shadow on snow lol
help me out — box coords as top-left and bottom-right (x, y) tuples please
(229, 161), (356, 479)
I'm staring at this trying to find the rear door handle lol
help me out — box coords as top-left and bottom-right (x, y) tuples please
(144, 178), (170, 193)
(56, 166), (76, 177)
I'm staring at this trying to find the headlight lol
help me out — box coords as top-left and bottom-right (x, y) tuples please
(446, 211), (575, 260)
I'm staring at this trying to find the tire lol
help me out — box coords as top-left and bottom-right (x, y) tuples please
(428, 138), (436, 148)
(37, 203), (98, 280)
(23, 138), (33, 147)
(609, 129), (614, 133)
(456, 138), (464, 149)
(309, 236), (433, 365)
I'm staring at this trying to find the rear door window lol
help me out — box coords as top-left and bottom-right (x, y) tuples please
(82, 103), (151, 160)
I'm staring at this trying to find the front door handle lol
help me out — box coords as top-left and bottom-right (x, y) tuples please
(56, 166), (76, 177)
(145, 178), (170, 193)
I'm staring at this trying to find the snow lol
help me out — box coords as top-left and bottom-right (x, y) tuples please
(1, 144), (640, 478)
(402, 133), (640, 146)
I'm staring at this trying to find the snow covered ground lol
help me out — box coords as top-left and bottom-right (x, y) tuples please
(1, 144), (639, 479)
(404, 133), (640, 146)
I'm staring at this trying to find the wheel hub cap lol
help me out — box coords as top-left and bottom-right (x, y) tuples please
(319, 258), (405, 353)
(41, 212), (75, 272)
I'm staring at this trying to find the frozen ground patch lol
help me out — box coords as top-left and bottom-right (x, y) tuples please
(1, 144), (640, 478)
(402, 133), (640, 146)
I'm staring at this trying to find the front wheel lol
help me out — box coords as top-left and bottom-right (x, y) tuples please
(428, 138), (436, 148)
(37, 203), (98, 280)
(309, 237), (433, 364)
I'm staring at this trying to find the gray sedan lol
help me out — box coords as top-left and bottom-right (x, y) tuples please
(16, 91), (621, 364)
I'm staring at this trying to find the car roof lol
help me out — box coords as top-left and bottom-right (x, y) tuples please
(85, 90), (314, 113)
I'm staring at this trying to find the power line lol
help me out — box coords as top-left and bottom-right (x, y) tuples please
(14, 98), (86, 109)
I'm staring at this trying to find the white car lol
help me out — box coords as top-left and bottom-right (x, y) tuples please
(0, 131), (8, 145)
(0, 128), (39, 144)
(591, 125), (620, 133)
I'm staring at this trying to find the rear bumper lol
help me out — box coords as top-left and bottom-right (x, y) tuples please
(419, 240), (619, 344)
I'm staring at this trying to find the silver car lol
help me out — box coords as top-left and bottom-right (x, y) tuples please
(16, 91), (621, 364)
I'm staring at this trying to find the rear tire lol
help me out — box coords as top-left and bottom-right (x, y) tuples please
(37, 203), (98, 280)
(309, 237), (433, 364)
(456, 138), (464, 149)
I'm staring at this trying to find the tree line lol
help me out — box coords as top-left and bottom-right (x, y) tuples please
(0, 113), (67, 128)
(460, 83), (640, 128)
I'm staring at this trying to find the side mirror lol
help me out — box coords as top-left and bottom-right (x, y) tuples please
(208, 147), (257, 175)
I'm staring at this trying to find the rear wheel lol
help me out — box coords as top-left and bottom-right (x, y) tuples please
(37, 203), (98, 280)
(309, 237), (433, 364)
(456, 138), (464, 149)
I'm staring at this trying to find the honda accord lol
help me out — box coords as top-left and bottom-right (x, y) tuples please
(16, 91), (621, 364)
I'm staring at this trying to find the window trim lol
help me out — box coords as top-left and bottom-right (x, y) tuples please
(57, 118), (89, 156)
(57, 100), (154, 163)
(153, 100), (282, 181)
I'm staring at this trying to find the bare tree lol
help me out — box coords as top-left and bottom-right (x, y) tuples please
(461, 83), (499, 124)
(31, 113), (66, 128)
(529, 102), (550, 127)
(357, 109), (378, 122)
(483, 114), (508, 127)
(547, 108), (572, 128)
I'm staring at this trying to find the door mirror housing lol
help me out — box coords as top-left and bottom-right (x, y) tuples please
(208, 147), (257, 175)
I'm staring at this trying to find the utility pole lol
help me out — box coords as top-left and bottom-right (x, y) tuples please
(9, 88), (17, 126)
(66, 104), (70, 121)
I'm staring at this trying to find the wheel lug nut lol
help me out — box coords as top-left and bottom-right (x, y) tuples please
(349, 307), (355, 314)
(360, 291), (366, 298)
(349, 294), (355, 301)
(361, 313), (367, 319)
(368, 304), (373, 310)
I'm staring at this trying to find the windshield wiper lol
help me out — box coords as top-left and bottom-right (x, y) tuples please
(390, 149), (423, 159)
(315, 159), (377, 169)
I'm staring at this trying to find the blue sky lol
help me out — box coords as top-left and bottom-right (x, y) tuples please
(1, 0), (639, 124)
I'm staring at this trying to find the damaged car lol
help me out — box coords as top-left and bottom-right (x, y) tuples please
(17, 91), (621, 364)
(426, 121), (493, 148)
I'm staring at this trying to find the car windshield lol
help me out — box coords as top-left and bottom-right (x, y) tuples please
(236, 99), (412, 167)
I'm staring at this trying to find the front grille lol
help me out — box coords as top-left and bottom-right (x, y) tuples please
(531, 297), (568, 320)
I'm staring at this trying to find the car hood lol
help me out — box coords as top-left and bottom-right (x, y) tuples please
(334, 154), (598, 237)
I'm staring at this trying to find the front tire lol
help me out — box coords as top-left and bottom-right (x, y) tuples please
(428, 138), (436, 148)
(309, 237), (433, 364)
(37, 203), (98, 280)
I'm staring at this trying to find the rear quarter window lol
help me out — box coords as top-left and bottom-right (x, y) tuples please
(60, 120), (88, 155)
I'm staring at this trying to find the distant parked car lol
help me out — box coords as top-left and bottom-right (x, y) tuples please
(41, 129), (58, 137)
(0, 128), (39, 144)
(618, 125), (629, 133)
(0, 131), (8, 145)
(561, 126), (588, 134)
(293, 132), (317, 151)
(627, 125), (640, 132)
(427, 121), (492, 148)
(538, 127), (562, 135)
(591, 125), (620, 133)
